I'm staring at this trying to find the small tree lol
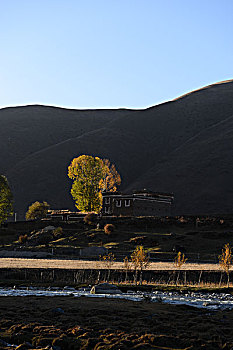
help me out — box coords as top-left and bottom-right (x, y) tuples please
(219, 243), (232, 288)
(131, 246), (150, 285)
(174, 251), (187, 286)
(0, 175), (13, 225)
(25, 201), (49, 221)
(100, 252), (116, 282)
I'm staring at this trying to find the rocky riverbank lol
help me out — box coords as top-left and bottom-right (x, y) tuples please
(0, 296), (233, 349)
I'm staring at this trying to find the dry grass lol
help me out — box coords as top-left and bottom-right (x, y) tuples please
(0, 257), (224, 271)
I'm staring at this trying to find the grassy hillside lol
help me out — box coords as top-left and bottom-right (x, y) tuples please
(2, 216), (233, 264)
(1, 80), (233, 217)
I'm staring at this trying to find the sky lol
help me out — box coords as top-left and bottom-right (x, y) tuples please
(0, 0), (232, 109)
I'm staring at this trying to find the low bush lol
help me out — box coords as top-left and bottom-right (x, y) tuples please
(53, 227), (63, 238)
(18, 234), (28, 244)
(84, 213), (97, 225)
(104, 224), (115, 235)
(25, 201), (49, 221)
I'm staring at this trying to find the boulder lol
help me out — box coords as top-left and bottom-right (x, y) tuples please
(90, 283), (122, 294)
(42, 225), (55, 232)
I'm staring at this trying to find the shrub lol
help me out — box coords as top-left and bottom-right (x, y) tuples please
(18, 234), (28, 244)
(84, 213), (97, 225)
(53, 227), (63, 238)
(104, 224), (115, 235)
(25, 201), (49, 221)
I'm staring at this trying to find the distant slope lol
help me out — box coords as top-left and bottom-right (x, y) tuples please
(1, 80), (233, 217)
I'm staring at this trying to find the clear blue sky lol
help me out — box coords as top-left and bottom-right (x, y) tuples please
(0, 0), (232, 109)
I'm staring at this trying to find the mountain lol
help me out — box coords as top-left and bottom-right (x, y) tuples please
(1, 79), (233, 217)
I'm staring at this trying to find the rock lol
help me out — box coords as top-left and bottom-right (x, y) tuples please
(142, 294), (152, 302)
(52, 307), (64, 314)
(43, 226), (55, 232)
(63, 286), (76, 291)
(90, 283), (122, 294)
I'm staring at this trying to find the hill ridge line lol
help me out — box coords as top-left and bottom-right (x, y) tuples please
(172, 79), (233, 102)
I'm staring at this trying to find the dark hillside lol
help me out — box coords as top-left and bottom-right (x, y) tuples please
(1, 80), (233, 217)
(0, 105), (134, 173)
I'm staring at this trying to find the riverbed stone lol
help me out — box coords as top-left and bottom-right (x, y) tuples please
(91, 283), (122, 294)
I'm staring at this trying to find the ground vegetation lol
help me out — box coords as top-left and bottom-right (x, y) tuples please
(131, 245), (150, 285)
(25, 201), (49, 221)
(68, 155), (121, 213)
(0, 175), (13, 225)
(219, 243), (232, 288)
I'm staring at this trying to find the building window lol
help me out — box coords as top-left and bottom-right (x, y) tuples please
(105, 207), (110, 214)
(125, 200), (130, 207)
(105, 197), (110, 204)
(116, 200), (121, 207)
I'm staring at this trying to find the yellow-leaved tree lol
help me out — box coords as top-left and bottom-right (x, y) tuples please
(131, 246), (150, 285)
(68, 155), (121, 213)
(0, 175), (13, 225)
(219, 243), (232, 288)
(174, 251), (187, 286)
(100, 159), (121, 192)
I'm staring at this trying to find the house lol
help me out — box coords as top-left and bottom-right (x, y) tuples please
(102, 189), (174, 216)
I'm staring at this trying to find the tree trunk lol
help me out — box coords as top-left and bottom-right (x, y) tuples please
(97, 270), (101, 284)
(176, 270), (180, 286)
(198, 271), (203, 286)
(125, 270), (128, 283)
(219, 272), (223, 287)
(227, 273), (230, 288)
(107, 269), (110, 282)
(167, 274), (171, 286)
(134, 269), (138, 286)
(139, 269), (143, 286)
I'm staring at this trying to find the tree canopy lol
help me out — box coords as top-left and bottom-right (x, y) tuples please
(25, 201), (50, 221)
(68, 155), (121, 213)
(0, 175), (13, 225)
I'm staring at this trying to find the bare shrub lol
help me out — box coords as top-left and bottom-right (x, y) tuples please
(174, 251), (187, 286)
(53, 227), (63, 238)
(104, 224), (115, 235)
(99, 252), (116, 282)
(84, 213), (97, 225)
(25, 201), (49, 221)
(18, 234), (28, 244)
(131, 246), (150, 285)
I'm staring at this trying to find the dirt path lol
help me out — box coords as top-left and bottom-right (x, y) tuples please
(0, 258), (223, 271)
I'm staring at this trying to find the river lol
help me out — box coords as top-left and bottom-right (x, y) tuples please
(0, 287), (233, 311)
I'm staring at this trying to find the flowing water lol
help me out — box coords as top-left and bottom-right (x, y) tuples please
(1, 287), (233, 310)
